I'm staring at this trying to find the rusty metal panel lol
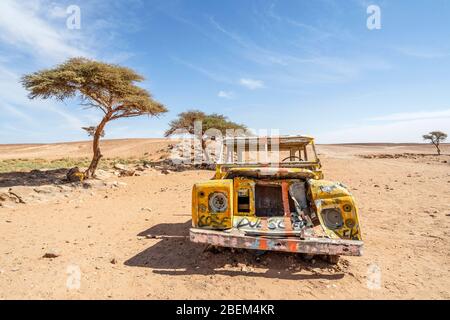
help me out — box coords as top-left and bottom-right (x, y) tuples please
(255, 184), (284, 217)
(190, 228), (363, 256)
(233, 178), (256, 217)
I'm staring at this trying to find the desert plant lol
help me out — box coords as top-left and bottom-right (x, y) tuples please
(423, 131), (447, 155)
(22, 57), (167, 178)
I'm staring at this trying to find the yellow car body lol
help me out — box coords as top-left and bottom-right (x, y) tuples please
(190, 136), (363, 257)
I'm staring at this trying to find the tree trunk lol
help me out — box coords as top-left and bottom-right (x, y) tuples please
(432, 141), (441, 156)
(85, 115), (111, 178)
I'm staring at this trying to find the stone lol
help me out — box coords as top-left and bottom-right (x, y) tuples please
(7, 186), (35, 204)
(67, 167), (84, 182)
(119, 170), (135, 177)
(57, 185), (73, 193)
(33, 185), (59, 194)
(113, 163), (127, 171)
(82, 180), (102, 189)
(42, 251), (60, 259)
(94, 169), (112, 180)
(0, 203), (15, 209)
(0, 189), (19, 205)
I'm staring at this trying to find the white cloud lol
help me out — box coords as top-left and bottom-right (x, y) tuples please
(48, 5), (67, 19)
(395, 47), (448, 59)
(317, 109), (450, 143)
(368, 109), (450, 121)
(317, 117), (450, 144)
(171, 56), (233, 84)
(0, 63), (86, 134)
(218, 90), (234, 99)
(0, 1), (95, 143)
(239, 78), (264, 90)
(0, 103), (34, 123)
(0, 0), (90, 61)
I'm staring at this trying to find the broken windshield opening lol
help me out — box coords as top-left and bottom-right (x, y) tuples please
(218, 137), (319, 165)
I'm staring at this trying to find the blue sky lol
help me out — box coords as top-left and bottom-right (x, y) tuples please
(0, 0), (449, 144)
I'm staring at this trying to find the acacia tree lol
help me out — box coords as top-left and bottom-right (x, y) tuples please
(22, 57), (167, 178)
(423, 131), (447, 155)
(164, 110), (247, 160)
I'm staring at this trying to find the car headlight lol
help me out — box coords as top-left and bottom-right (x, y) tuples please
(321, 208), (344, 230)
(209, 192), (228, 213)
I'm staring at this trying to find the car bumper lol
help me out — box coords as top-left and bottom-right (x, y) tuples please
(190, 228), (363, 256)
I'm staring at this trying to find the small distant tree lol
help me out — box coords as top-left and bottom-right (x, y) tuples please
(22, 57), (167, 178)
(164, 110), (248, 160)
(423, 131), (447, 155)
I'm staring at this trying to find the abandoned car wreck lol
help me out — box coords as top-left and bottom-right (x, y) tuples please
(190, 136), (363, 262)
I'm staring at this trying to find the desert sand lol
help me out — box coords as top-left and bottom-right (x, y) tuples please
(0, 139), (449, 299)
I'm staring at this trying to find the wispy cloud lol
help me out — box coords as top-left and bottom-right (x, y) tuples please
(48, 5), (67, 19)
(395, 46), (449, 59)
(0, 0), (91, 62)
(317, 109), (450, 143)
(207, 15), (389, 85)
(266, 2), (332, 40)
(0, 65), (86, 131)
(239, 78), (265, 90)
(0, 103), (35, 123)
(318, 117), (450, 143)
(208, 16), (290, 66)
(0, 0), (103, 143)
(368, 109), (450, 121)
(171, 56), (233, 84)
(218, 91), (235, 99)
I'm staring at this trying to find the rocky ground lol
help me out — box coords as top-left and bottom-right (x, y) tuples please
(0, 141), (449, 299)
(0, 164), (162, 209)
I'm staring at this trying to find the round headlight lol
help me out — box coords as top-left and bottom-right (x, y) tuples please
(209, 192), (228, 213)
(321, 208), (344, 230)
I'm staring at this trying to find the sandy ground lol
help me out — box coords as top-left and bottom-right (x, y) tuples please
(0, 140), (449, 299)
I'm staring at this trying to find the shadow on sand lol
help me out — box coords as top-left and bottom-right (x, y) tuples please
(0, 169), (69, 188)
(124, 221), (346, 280)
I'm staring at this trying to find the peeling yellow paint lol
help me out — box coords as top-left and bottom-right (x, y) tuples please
(308, 180), (362, 240)
(191, 136), (363, 254)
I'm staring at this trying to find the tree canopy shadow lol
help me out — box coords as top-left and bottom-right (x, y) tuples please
(124, 221), (346, 280)
(0, 169), (69, 188)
